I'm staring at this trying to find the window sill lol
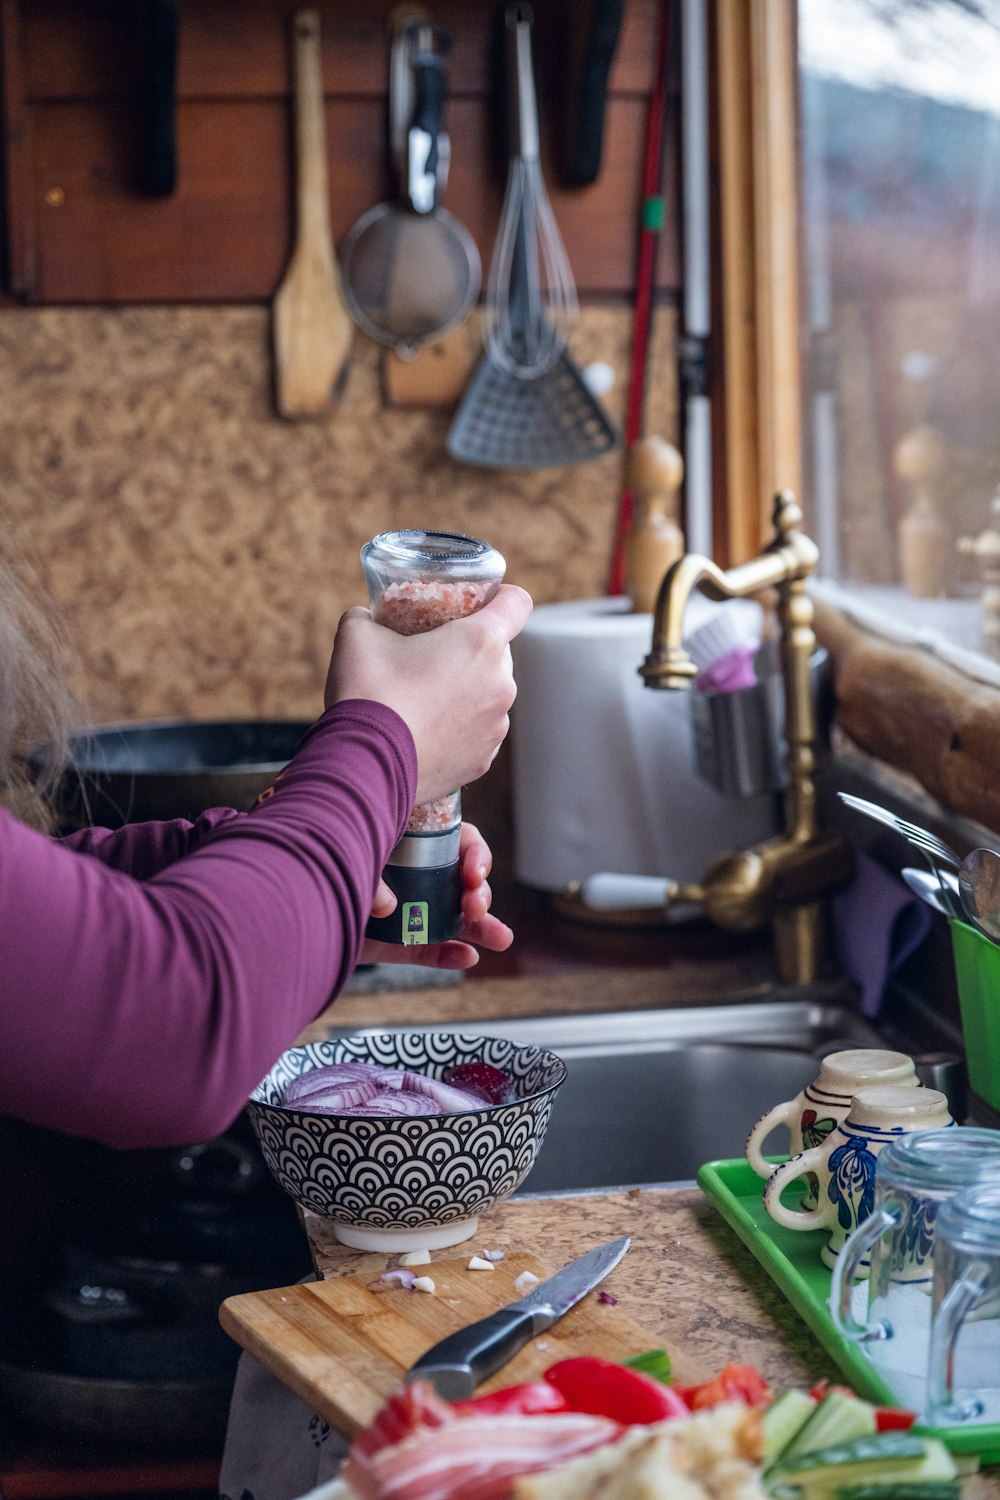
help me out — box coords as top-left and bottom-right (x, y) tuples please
(812, 587), (1000, 839)
(813, 580), (1000, 691)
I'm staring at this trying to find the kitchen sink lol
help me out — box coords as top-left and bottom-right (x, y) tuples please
(325, 1000), (889, 1194)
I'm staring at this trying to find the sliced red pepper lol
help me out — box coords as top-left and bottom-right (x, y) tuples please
(874, 1405), (917, 1431)
(452, 1381), (569, 1418)
(543, 1356), (689, 1425)
(676, 1362), (773, 1411)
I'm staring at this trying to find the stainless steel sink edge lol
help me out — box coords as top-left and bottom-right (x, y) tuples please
(513, 1178), (701, 1200)
(321, 999), (886, 1054)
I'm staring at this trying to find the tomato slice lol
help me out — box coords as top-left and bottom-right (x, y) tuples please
(544, 1356), (689, 1424)
(677, 1362), (773, 1410)
(452, 1381), (569, 1418)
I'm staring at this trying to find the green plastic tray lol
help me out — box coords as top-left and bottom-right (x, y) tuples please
(697, 1156), (1000, 1463)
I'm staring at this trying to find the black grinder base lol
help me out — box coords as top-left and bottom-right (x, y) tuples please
(365, 826), (464, 945)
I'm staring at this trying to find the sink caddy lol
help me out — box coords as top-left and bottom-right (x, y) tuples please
(698, 1157), (1000, 1462)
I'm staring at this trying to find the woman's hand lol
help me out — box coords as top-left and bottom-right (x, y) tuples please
(325, 585), (533, 806)
(358, 822), (512, 970)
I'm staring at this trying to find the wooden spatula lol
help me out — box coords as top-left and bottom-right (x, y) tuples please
(272, 9), (352, 419)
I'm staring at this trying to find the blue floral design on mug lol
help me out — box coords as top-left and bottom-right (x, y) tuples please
(891, 1195), (938, 1277)
(828, 1136), (877, 1231)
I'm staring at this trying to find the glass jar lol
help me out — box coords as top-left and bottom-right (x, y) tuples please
(360, 530), (506, 945)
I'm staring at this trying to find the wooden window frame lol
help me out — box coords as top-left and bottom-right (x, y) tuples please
(709, 0), (802, 566)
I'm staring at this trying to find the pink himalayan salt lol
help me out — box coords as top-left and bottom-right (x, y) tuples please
(373, 578), (490, 834)
(373, 578), (493, 636)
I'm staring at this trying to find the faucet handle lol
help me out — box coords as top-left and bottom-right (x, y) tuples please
(570, 872), (704, 913)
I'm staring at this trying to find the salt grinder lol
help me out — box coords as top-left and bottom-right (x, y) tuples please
(360, 529), (506, 945)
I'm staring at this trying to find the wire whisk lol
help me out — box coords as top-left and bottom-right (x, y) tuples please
(483, 5), (579, 381)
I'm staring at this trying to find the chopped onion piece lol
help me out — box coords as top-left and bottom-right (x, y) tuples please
(514, 1271), (541, 1294)
(467, 1256), (495, 1271)
(412, 1277), (436, 1294)
(597, 1291), (618, 1305)
(368, 1268), (417, 1291)
(398, 1249), (431, 1266)
(481, 1249), (505, 1262)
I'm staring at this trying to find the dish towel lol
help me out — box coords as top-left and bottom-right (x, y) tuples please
(831, 854), (933, 1019)
(218, 1288), (348, 1500)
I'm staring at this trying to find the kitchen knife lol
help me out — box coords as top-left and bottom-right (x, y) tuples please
(405, 1236), (630, 1400)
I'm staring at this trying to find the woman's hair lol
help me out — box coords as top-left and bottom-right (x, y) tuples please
(0, 528), (82, 829)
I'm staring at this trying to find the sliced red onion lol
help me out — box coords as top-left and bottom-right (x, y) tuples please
(282, 1063), (386, 1104)
(399, 1071), (490, 1113)
(289, 1079), (381, 1114)
(338, 1092), (440, 1117)
(482, 1249), (505, 1262)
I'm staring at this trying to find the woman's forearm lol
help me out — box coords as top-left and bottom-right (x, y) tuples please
(0, 701), (416, 1149)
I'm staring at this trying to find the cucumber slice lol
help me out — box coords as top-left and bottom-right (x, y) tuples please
(834, 1484), (962, 1499)
(770, 1433), (957, 1500)
(762, 1388), (818, 1462)
(777, 1390), (877, 1461)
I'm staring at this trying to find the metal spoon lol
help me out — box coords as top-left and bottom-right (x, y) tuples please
(958, 847), (1000, 943)
(902, 866), (962, 920)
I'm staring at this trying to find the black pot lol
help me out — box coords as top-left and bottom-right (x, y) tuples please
(53, 718), (312, 828)
(0, 1357), (231, 1452)
(28, 1130), (312, 1383)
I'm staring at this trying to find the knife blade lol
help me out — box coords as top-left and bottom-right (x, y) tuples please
(404, 1236), (630, 1401)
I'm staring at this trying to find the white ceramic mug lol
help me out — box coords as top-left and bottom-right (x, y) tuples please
(763, 1085), (954, 1270)
(745, 1048), (919, 1207)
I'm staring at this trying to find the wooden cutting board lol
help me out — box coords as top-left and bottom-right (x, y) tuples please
(220, 1251), (701, 1439)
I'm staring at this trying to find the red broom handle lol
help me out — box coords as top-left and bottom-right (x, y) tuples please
(608, 2), (674, 596)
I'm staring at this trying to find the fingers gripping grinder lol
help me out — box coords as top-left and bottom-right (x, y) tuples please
(361, 529), (506, 944)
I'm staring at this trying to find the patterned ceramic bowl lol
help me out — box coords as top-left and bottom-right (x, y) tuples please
(247, 1031), (567, 1251)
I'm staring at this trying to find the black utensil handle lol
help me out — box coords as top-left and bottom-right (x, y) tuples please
(562, 0), (625, 187)
(411, 1305), (541, 1387)
(143, 0), (179, 196)
(411, 51), (446, 140)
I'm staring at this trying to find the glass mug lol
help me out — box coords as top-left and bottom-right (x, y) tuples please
(745, 1049), (918, 1208)
(763, 1085), (953, 1269)
(829, 1128), (1000, 1413)
(926, 1180), (1000, 1427)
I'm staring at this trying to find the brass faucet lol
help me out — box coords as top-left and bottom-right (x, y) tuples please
(640, 490), (853, 985)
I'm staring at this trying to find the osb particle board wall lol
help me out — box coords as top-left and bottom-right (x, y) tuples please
(0, 301), (678, 726)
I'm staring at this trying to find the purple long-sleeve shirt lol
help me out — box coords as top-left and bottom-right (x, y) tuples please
(0, 701), (416, 1150)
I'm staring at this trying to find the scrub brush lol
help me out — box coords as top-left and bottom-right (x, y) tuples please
(685, 611), (759, 693)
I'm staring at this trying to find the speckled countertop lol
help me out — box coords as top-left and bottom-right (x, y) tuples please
(289, 967), (1000, 1496)
(303, 1190), (999, 1497)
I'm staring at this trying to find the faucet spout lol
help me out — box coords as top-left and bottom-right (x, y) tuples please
(640, 492), (819, 693)
(636, 491), (849, 986)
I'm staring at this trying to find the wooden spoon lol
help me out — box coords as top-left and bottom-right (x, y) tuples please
(272, 9), (352, 419)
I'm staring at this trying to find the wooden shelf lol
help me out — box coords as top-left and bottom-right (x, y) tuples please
(1, 0), (678, 304)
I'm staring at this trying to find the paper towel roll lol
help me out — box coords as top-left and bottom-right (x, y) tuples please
(510, 596), (781, 893)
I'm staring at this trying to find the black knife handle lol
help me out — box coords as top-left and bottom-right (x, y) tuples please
(408, 1305), (547, 1400)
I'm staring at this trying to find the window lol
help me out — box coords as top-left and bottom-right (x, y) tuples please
(799, 0), (1000, 673)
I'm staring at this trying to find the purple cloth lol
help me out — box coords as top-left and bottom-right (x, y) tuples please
(831, 853), (933, 1018)
(0, 701), (415, 1149)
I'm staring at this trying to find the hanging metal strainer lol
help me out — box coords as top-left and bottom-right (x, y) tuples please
(339, 30), (481, 359)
